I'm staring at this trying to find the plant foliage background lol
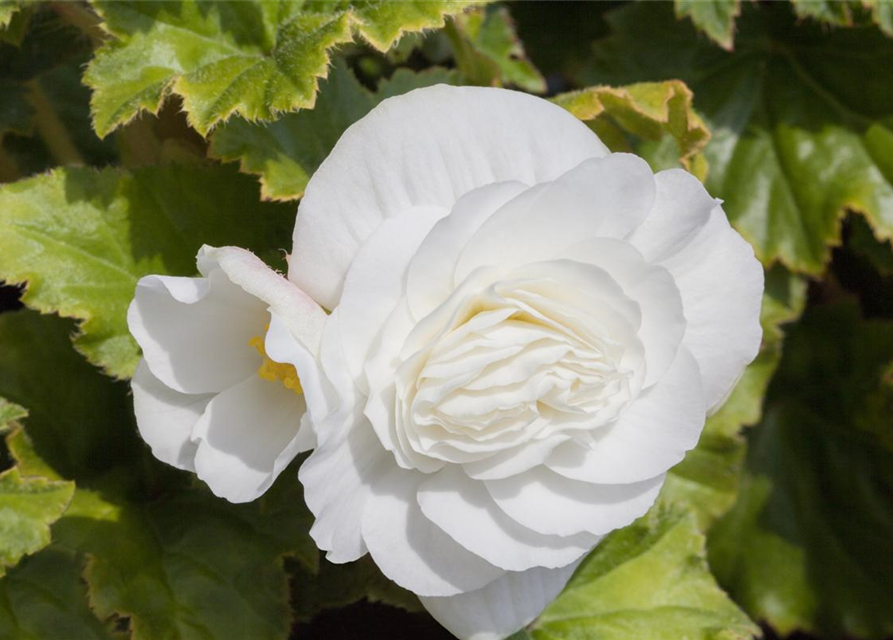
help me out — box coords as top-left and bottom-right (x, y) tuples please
(0, 1), (891, 639)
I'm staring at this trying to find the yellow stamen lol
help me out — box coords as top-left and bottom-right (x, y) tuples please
(249, 334), (303, 395)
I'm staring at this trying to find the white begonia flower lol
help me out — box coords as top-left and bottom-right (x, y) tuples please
(287, 85), (764, 640)
(128, 245), (327, 503)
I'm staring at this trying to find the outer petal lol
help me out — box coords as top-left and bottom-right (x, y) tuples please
(265, 311), (329, 427)
(418, 466), (594, 572)
(131, 359), (209, 472)
(627, 173), (764, 410)
(485, 467), (664, 537)
(290, 85), (609, 309)
(191, 375), (307, 503)
(546, 346), (705, 484)
(420, 562), (580, 640)
(361, 466), (502, 597)
(128, 270), (264, 394)
(406, 181), (530, 320)
(454, 154), (656, 283)
(199, 246), (327, 355)
(298, 405), (391, 563)
(337, 207), (446, 383)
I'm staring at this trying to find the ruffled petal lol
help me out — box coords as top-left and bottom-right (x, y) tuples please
(454, 154), (656, 283)
(546, 346), (705, 484)
(128, 270), (264, 394)
(560, 237), (685, 388)
(627, 172), (764, 410)
(485, 467), (664, 537)
(361, 466), (502, 597)
(420, 562), (580, 640)
(298, 405), (391, 563)
(406, 181), (529, 320)
(290, 85), (609, 309)
(131, 359), (209, 472)
(192, 375), (307, 503)
(418, 466), (594, 571)
(653, 210), (763, 410)
(337, 207), (447, 384)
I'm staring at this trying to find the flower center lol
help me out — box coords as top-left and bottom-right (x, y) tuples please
(249, 334), (302, 395)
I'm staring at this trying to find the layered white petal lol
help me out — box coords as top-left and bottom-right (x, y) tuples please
(361, 466), (502, 596)
(454, 154), (656, 283)
(418, 466), (593, 571)
(131, 360), (209, 472)
(192, 375), (307, 503)
(560, 238), (685, 388)
(291, 85), (609, 308)
(420, 562), (580, 640)
(486, 467), (664, 537)
(546, 346), (705, 484)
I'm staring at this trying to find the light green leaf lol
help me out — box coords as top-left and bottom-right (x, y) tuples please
(660, 266), (807, 529)
(0, 0), (19, 30)
(792, 0), (856, 26)
(866, 0), (893, 36)
(0, 546), (119, 640)
(445, 5), (546, 93)
(584, 1), (893, 275)
(0, 467), (74, 578)
(209, 62), (460, 201)
(0, 398), (26, 432)
(675, 0), (740, 50)
(553, 80), (710, 179)
(527, 507), (758, 640)
(86, 0), (480, 137)
(709, 301), (893, 638)
(0, 164), (293, 378)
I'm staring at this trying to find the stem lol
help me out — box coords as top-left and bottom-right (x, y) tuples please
(51, 1), (104, 47)
(26, 79), (84, 167)
(0, 144), (21, 183)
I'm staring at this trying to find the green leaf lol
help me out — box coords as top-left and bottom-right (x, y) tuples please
(86, 0), (480, 137)
(0, 8), (117, 180)
(209, 62), (460, 201)
(660, 266), (808, 529)
(527, 507), (759, 640)
(445, 5), (546, 93)
(709, 301), (893, 638)
(552, 80), (710, 179)
(0, 164), (293, 378)
(675, 0), (740, 50)
(584, 1), (893, 275)
(0, 546), (119, 640)
(0, 398), (26, 432)
(52, 479), (316, 640)
(0, 466), (74, 577)
(0, 310), (141, 480)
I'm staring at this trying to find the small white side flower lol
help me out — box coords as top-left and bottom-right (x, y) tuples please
(128, 245), (327, 503)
